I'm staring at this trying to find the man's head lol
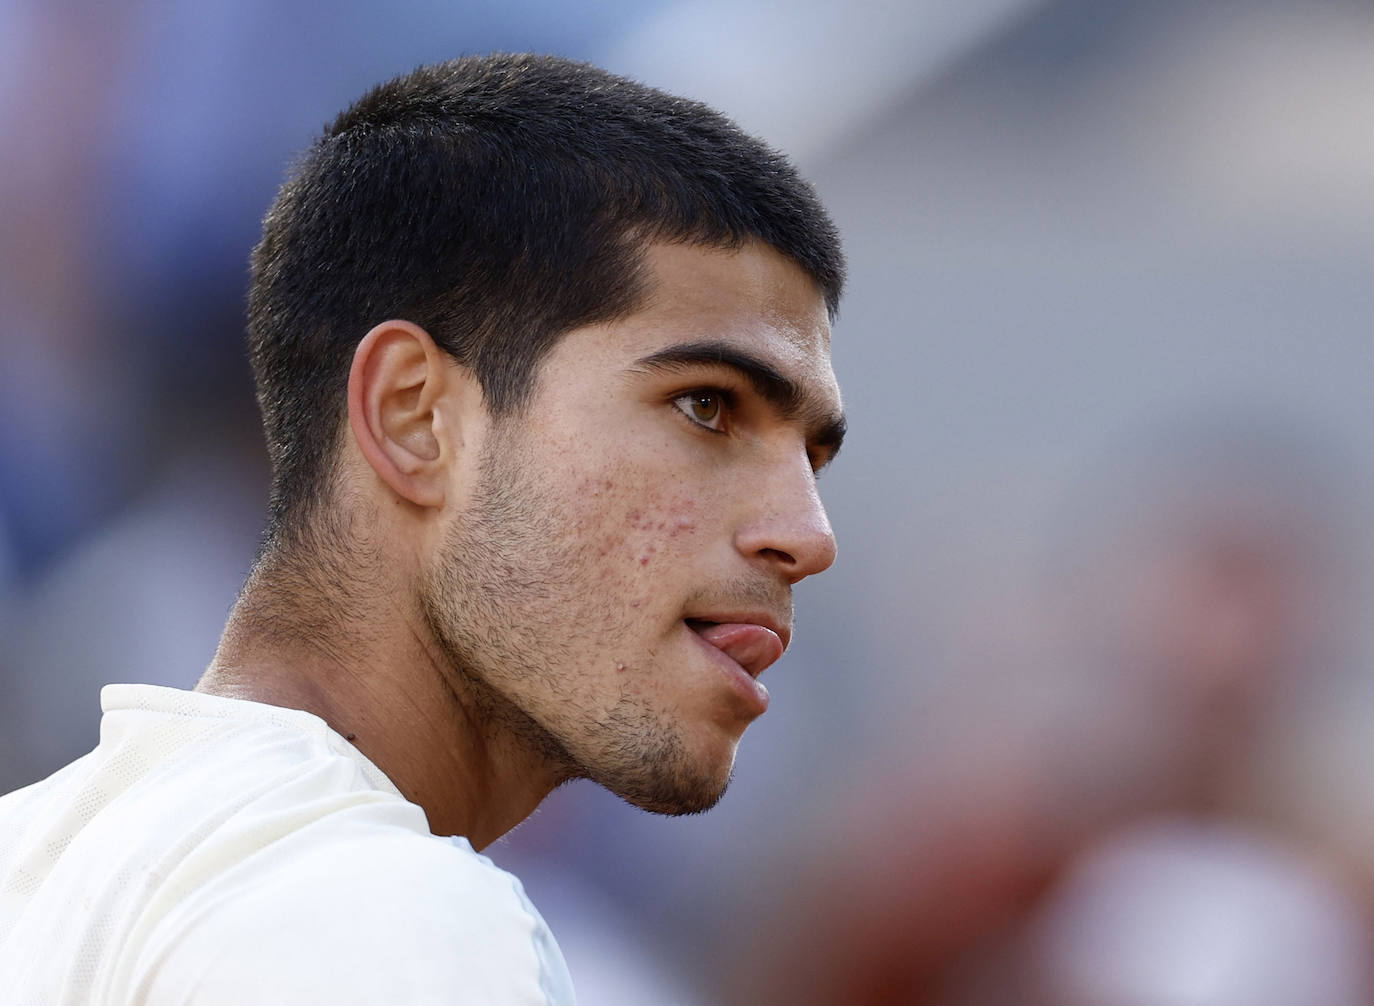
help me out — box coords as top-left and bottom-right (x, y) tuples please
(248, 53), (843, 548)
(245, 54), (846, 816)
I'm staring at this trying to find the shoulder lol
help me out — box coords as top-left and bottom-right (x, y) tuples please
(135, 826), (574, 1005)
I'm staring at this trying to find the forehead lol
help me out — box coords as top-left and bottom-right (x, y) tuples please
(566, 240), (838, 401)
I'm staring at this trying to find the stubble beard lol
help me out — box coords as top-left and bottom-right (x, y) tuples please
(418, 432), (731, 816)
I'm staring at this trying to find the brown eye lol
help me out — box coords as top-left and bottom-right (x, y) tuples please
(690, 393), (719, 423)
(674, 390), (726, 430)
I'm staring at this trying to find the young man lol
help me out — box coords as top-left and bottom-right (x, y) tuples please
(0, 54), (845, 1003)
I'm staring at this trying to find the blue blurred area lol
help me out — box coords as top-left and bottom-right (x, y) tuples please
(4, 1), (1374, 1002)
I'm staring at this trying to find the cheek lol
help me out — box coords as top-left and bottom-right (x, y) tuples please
(568, 474), (705, 577)
(626, 499), (702, 569)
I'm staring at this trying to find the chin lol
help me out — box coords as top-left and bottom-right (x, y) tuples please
(593, 730), (739, 817)
(616, 770), (733, 817)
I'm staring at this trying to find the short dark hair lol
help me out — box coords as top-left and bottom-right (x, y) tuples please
(248, 53), (844, 549)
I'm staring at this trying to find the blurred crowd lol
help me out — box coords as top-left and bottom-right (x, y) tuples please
(4, 1), (1374, 1003)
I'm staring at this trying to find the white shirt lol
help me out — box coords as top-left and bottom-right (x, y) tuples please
(0, 685), (575, 1005)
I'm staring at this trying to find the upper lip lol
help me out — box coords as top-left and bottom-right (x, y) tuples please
(684, 612), (792, 653)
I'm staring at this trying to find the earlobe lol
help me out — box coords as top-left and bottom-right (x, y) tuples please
(347, 320), (456, 509)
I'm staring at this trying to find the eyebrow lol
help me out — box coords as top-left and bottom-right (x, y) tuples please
(631, 340), (847, 466)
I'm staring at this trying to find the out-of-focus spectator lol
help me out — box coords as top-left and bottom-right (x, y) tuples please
(1004, 415), (1374, 1005)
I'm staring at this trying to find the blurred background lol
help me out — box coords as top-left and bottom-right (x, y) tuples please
(4, 0), (1374, 1002)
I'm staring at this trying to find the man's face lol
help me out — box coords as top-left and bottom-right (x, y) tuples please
(422, 240), (843, 814)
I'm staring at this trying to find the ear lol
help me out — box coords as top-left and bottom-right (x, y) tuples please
(347, 320), (471, 509)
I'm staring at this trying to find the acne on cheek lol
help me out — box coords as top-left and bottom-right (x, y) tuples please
(570, 474), (702, 569)
(623, 499), (699, 534)
(626, 499), (700, 566)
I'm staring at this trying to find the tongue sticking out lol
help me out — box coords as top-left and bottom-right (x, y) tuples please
(691, 622), (785, 678)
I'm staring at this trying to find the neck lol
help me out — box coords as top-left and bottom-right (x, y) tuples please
(197, 548), (563, 849)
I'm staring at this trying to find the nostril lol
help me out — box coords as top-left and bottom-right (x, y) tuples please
(759, 547), (797, 566)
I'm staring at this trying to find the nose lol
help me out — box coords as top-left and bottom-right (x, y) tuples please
(734, 454), (838, 584)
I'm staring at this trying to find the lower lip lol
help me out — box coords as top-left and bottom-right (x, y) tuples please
(686, 624), (771, 717)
